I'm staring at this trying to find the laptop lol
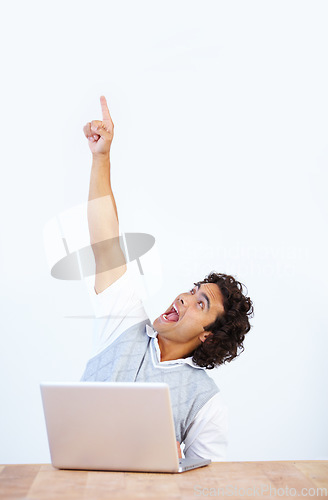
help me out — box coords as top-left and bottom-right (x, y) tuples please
(40, 381), (211, 473)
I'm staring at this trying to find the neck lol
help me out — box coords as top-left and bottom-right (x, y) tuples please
(156, 334), (196, 362)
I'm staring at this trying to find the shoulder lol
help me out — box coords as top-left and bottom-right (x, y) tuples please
(189, 364), (220, 390)
(196, 391), (228, 426)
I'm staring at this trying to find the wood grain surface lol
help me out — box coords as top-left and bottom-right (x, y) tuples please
(0, 461), (327, 499)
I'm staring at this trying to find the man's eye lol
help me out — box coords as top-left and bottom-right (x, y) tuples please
(190, 289), (195, 294)
(198, 301), (204, 309)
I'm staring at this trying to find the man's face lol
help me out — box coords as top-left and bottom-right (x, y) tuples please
(153, 282), (225, 355)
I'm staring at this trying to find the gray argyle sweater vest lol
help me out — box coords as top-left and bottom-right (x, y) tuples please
(80, 319), (219, 443)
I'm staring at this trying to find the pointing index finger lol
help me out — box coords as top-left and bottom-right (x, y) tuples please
(100, 95), (113, 125)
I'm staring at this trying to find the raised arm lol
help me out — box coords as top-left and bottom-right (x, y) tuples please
(83, 96), (126, 294)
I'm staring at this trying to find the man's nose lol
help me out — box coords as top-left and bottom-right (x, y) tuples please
(178, 294), (187, 306)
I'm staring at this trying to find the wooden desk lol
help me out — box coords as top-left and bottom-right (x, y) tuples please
(0, 461), (327, 499)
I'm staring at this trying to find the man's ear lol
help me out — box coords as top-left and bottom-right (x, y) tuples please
(199, 331), (212, 343)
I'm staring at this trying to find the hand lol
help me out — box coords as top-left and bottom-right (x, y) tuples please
(83, 96), (114, 157)
(177, 441), (182, 459)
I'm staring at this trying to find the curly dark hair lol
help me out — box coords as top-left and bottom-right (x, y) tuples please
(191, 272), (254, 369)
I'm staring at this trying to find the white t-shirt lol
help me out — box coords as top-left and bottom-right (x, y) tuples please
(84, 267), (228, 461)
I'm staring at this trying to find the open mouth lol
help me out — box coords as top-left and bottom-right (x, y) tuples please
(161, 303), (180, 323)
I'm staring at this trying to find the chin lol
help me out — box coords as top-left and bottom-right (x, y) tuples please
(153, 316), (160, 329)
(152, 315), (170, 333)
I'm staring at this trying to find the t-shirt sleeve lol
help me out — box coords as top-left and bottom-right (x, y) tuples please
(83, 266), (149, 356)
(183, 392), (229, 461)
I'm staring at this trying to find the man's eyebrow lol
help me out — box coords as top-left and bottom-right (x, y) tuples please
(194, 283), (211, 310)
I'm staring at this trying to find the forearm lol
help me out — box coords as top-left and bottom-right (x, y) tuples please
(88, 153), (119, 246)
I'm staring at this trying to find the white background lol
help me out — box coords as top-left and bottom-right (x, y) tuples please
(0, 0), (327, 463)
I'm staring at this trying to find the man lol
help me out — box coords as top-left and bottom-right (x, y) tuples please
(80, 96), (253, 460)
